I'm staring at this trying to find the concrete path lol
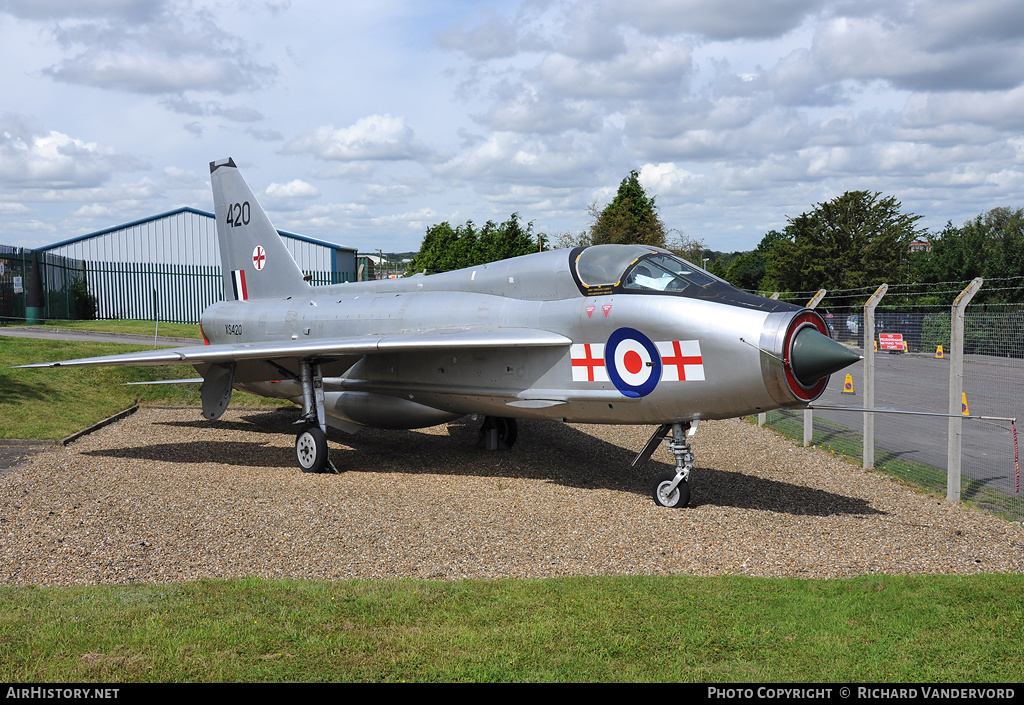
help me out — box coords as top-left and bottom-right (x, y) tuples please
(0, 326), (199, 346)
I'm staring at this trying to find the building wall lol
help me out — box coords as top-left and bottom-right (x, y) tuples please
(42, 208), (354, 274)
(38, 208), (358, 323)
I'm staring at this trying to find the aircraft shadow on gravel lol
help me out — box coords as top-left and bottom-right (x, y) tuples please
(92, 410), (882, 517)
(154, 409), (297, 436)
(83, 440), (296, 469)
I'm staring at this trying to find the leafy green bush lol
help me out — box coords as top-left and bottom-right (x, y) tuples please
(922, 310), (1024, 357)
(921, 313), (949, 353)
(71, 275), (97, 320)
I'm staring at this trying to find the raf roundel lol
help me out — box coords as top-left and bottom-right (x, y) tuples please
(252, 245), (267, 271)
(605, 327), (662, 398)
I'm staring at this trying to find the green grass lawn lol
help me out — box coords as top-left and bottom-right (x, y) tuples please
(1, 574), (1021, 683)
(1, 337), (285, 439)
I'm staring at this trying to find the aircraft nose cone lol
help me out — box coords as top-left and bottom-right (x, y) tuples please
(790, 327), (861, 387)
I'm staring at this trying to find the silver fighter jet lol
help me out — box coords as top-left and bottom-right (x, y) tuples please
(21, 158), (860, 507)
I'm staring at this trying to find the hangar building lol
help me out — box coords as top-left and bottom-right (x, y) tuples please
(38, 207), (357, 323)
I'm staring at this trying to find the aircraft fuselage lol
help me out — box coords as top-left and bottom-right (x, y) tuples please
(201, 248), (816, 429)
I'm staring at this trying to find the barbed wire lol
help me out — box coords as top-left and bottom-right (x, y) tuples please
(750, 275), (1024, 299)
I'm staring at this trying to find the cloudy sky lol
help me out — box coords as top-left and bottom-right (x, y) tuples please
(2, 0), (1024, 255)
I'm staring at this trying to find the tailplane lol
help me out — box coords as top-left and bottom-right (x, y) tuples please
(210, 157), (309, 300)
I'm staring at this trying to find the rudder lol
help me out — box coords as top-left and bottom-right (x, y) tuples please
(210, 157), (309, 301)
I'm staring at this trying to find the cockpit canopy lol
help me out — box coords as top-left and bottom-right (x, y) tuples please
(573, 244), (720, 292)
(570, 244), (799, 313)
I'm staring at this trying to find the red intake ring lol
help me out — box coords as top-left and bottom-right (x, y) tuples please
(782, 310), (830, 402)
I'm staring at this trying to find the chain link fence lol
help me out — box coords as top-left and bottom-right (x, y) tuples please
(762, 284), (1023, 522)
(962, 306), (1023, 517)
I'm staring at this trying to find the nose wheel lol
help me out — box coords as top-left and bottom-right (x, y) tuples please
(653, 470), (691, 508)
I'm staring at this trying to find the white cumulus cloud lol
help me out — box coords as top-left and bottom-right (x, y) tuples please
(284, 115), (433, 162)
(266, 179), (319, 199)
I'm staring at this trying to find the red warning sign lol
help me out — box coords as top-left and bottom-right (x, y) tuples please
(879, 333), (905, 352)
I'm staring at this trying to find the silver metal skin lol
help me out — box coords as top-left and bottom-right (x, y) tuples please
(198, 280), (804, 427)
(19, 157), (862, 504)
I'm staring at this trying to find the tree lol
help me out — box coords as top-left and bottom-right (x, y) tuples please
(552, 231), (591, 249)
(763, 191), (924, 295)
(913, 207), (1024, 303)
(665, 231), (705, 263)
(589, 170), (667, 247)
(407, 214), (542, 274)
(724, 230), (786, 291)
(705, 258), (727, 279)
(480, 213), (535, 263)
(406, 221), (460, 274)
(725, 251), (765, 290)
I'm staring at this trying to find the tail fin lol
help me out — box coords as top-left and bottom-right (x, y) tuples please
(210, 157), (309, 301)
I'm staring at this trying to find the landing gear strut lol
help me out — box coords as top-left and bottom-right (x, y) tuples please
(295, 360), (339, 474)
(633, 421), (697, 508)
(478, 416), (518, 450)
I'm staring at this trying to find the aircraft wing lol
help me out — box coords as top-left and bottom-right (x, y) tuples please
(16, 328), (572, 369)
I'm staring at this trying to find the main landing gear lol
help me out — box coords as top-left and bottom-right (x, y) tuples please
(294, 361), (339, 474)
(478, 416), (518, 450)
(290, 365), (522, 472)
(632, 421), (697, 508)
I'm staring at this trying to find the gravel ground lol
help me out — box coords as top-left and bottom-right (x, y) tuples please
(0, 444), (49, 477)
(2, 406), (1022, 585)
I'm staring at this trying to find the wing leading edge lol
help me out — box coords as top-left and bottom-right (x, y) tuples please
(16, 328), (572, 369)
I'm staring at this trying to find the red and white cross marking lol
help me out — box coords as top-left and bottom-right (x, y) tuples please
(656, 340), (704, 381)
(252, 245), (266, 270)
(570, 343), (609, 382)
(571, 339), (704, 383)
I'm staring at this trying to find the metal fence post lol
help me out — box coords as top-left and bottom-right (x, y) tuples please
(804, 289), (826, 446)
(758, 293), (784, 427)
(863, 284), (888, 468)
(947, 277), (983, 503)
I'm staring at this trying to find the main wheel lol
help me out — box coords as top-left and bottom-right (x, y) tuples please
(652, 470), (691, 508)
(295, 425), (329, 473)
(479, 416), (518, 449)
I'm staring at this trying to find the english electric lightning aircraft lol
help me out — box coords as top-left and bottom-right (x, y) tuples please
(21, 158), (860, 507)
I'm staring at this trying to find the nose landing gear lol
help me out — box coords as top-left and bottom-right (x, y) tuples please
(633, 421), (697, 508)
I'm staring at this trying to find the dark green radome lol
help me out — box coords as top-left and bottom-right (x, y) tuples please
(790, 327), (862, 387)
